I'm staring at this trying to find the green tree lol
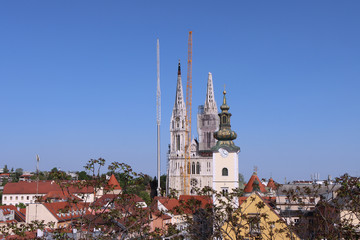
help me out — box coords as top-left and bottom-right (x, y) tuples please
(77, 171), (90, 180)
(160, 174), (167, 190)
(3, 165), (9, 173)
(16, 202), (26, 209)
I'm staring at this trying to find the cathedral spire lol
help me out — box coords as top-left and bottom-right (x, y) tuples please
(204, 72), (218, 114)
(173, 60), (186, 117)
(178, 59), (181, 76)
(212, 90), (240, 152)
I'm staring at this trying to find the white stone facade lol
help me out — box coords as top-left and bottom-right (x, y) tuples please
(167, 66), (219, 195)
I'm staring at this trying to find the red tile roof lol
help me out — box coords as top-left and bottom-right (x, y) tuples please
(0, 205), (17, 215)
(179, 195), (212, 208)
(159, 195), (213, 215)
(42, 190), (82, 202)
(105, 174), (122, 190)
(267, 177), (277, 190)
(0, 205), (25, 223)
(3, 181), (94, 195)
(243, 173), (267, 193)
(43, 201), (89, 222)
(158, 198), (181, 212)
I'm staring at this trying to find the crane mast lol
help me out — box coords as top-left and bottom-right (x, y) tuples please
(184, 31), (192, 195)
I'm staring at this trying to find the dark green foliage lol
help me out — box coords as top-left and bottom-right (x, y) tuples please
(77, 171), (90, 180)
(3, 165), (9, 173)
(16, 202), (26, 209)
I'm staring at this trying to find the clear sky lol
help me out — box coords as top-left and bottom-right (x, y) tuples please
(1, 1), (359, 182)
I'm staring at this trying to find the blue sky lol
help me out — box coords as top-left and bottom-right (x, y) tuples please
(1, 1), (359, 182)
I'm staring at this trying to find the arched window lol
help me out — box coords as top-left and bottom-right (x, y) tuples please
(222, 168), (228, 176)
(172, 121), (174, 129)
(192, 162), (195, 174)
(222, 116), (227, 124)
(196, 162), (200, 174)
(176, 135), (180, 151)
(182, 120), (184, 129)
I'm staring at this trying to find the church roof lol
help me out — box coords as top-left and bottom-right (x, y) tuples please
(243, 172), (267, 193)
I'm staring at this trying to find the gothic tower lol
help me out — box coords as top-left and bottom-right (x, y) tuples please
(167, 68), (220, 196)
(197, 72), (220, 152)
(167, 61), (187, 194)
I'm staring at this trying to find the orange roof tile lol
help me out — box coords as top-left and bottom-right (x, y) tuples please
(267, 177), (277, 190)
(106, 174), (122, 190)
(3, 181), (94, 195)
(158, 198), (180, 212)
(243, 173), (267, 193)
(179, 195), (212, 208)
(42, 190), (82, 202)
(0, 205), (25, 223)
(43, 201), (89, 221)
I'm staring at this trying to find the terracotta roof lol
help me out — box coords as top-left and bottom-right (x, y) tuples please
(19, 208), (26, 216)
(42, 190), (82, 202)
(158, 198), (181, 212)
(105, 174), (122, 190)
(0, 205), (17, 215)
(151, 209), (172, 220)
(43, 201), (89, 222)
(3, 181), (94, 195)
(159, 195), (212, 215)
(267, 177), (277, 190)
(238, 196), (248, 205)
(0, 205), (25, 223)
(243, 173), (267, 193)
(179, 195), (212, 208)
(94, 194), (146, 212)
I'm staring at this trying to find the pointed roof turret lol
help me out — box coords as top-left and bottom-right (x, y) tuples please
(106, 174), (122, 190)
(204, 72), (218, 114)
(212, 90), (240, 152)
(172, 60), (186, 117)
(244, 172), (267, 193)
(267, 178), (277, 190)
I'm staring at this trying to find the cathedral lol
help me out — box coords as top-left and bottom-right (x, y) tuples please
(166, 62), (240, 196)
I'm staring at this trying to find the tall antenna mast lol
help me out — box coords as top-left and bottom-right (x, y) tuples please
(156, 38), (161, 196)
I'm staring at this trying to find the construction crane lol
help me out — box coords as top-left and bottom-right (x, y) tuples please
(184, 31), (192, 195)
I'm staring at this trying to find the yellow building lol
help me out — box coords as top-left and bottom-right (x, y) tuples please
(222, 192), (300, 240)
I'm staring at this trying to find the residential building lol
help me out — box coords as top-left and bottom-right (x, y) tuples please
(223, 192), (300, 240)
(2, 180), (95, 206)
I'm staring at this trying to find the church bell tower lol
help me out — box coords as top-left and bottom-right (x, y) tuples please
(212, 90), (240, 195)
